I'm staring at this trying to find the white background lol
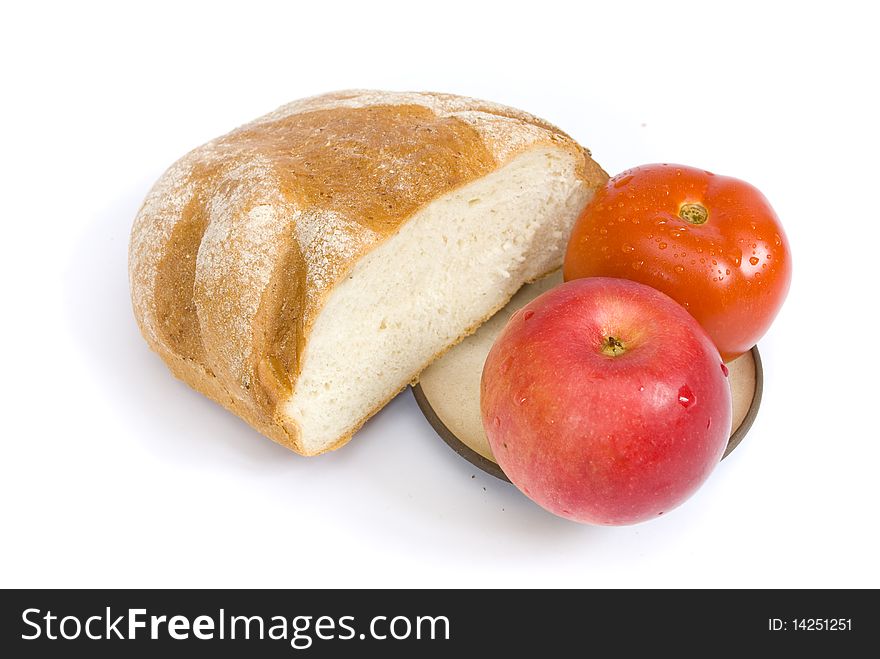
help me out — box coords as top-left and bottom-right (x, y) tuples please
(2, 0), (878, 589)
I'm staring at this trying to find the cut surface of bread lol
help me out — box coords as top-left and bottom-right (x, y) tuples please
(129, 90), (608, 455)
(287, 148), (588, 454)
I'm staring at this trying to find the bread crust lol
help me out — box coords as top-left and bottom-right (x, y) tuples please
(129, 90), (607, 454)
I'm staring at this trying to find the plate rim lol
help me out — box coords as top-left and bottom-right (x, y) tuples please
(413, 345), (764, 482)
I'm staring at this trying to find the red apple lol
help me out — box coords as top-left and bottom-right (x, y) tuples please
(480, 277), (732, 525)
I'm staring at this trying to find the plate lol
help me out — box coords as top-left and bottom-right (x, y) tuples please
(412, 271), (763, 481)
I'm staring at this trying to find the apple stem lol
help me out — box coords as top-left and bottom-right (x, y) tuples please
(602, 336), (626, 357)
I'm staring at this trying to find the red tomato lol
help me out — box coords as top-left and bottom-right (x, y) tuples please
(564, 164), (791, 361)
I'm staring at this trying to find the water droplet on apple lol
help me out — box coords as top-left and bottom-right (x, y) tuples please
(493, 417), (501, 428)
(720, 363), (729, 377)
(678, 384), (695, 408)
(599, 227), (608, 235)
(631, 260), (644, 270)
(639, 386), (645, 392)
(613, 174), (634, 188)
(674, 265), (684, 274)
(516, 395), (527, 405)
(659, 242), (668, 250)
(622, 243), (635, 253)
(706, 418), (712, 429)
(749, 256), (760, 266)
(523, 310), (535, 321)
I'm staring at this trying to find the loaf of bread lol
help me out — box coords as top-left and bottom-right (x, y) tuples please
(129, 90), (607, 455)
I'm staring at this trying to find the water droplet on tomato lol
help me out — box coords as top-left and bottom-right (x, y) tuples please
(599, 227), (607, 235)
(631, 260), (644, 270)
(613, 174), (634, 188)
(622, 243), (635, 253)
(725, 269), (731, 275)
(659, 242), (668, 250)
(516, 395), (527, 405)
(493, 417), (501, 428)
(678, 385), (695, 408)
(706, 418), (712, 429)
(674, 265), (684, 274)
(720, 363), (729, 377)
(749, 256), (760, 266)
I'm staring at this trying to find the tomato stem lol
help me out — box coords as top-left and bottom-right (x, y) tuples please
(679, 202), (708, 225)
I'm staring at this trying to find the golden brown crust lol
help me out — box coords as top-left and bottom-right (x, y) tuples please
(129, 90), (607, 454)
